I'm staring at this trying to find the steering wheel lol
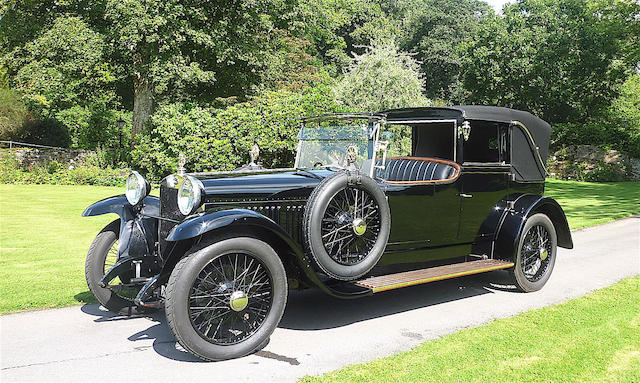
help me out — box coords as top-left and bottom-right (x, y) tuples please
(312, 145), (348, 169)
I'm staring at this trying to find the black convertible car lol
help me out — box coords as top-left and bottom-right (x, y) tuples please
(83, 106), (573, 361)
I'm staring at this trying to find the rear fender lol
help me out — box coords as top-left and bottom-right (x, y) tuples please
(493, 194), (573, 262)
(83, 195), (159, 259)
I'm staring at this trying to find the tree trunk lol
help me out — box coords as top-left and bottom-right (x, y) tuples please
(132, 75), (153, 138)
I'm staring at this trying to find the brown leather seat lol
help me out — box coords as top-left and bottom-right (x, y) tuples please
(377, 157), (458, 182)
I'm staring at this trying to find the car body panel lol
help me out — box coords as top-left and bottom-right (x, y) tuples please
(83, 106), (573, 300)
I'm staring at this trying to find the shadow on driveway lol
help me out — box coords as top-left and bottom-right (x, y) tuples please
(78, 270), (515, 362)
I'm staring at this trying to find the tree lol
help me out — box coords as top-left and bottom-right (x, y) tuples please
(11, 17), (115, 115)
(0, 88), (29, 140)
(462, 0), (634, 124)
(297, 0), (398, 75)
(333, 41), (429, 112)
(393, 0), (492, 101)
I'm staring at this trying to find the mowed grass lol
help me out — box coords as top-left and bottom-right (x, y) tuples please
(0, 184), (122, 314)
(545, 179), (640, 229)
(0, 180), (638, 314)
(300, 276), (640, 383)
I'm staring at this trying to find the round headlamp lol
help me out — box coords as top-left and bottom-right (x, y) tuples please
(178, 175), (203, 216)
(125, 171), (150, 206)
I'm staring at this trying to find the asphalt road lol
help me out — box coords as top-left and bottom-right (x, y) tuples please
(2, 217), (639, 382)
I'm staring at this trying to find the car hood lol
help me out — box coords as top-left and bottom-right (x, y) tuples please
(191, 169), (333, 201)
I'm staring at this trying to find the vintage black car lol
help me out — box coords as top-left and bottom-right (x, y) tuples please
(83, 106), (573, 361)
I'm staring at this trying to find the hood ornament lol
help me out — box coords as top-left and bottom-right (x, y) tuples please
(177, 153), (186, 176)
(234, 142), (264, 171)
(249, 142), (260, 166)
(345, 145), (358, 168)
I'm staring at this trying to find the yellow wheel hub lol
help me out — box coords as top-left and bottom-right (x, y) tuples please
(229, 291), (248, 312)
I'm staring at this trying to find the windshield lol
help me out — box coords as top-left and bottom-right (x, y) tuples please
(295, 118), (379, 174)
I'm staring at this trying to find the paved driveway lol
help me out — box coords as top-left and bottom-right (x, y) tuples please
(1, 217), (639, 382)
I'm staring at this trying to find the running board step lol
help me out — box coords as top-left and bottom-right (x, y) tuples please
(355, 259), (514, 293)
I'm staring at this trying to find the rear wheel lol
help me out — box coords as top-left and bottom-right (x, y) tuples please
(165, 237), (287, 361)
(509, 213), (557, 292)
(85, 220), (145, 315)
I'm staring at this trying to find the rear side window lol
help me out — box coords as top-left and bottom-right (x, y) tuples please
(462, 121), (509, 163)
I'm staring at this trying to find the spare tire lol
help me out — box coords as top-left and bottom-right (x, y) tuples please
(303, 170), (391, 280)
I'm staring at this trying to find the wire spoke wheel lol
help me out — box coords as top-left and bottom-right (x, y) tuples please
(304, 171), (390, 280)
(520, 224), (553, 282)
(321, 187), (381, 265)
(188, 252), (273, 345)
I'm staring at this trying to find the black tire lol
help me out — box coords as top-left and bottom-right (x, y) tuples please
(303, 171), (391, 280)
(165, 237), (287, 361)
(509, 213), (557, 292)
(85, 219), (146, 315)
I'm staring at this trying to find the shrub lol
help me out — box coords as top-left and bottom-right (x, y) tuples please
(19, 118), (71, 147)
(0, 150), (128, 186)
(132, 84), (343, 180)
(333, 41), (430, 112)
(0, 88), (30, 140)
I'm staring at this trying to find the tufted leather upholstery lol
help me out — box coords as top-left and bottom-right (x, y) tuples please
(377, 157), (458, 182)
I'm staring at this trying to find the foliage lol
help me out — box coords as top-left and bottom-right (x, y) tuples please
(1, 0), (638, 173)
(552, 121), (630, 152)
(609, 74), (640, 157)
(0, 88), (29, 140)
(297, 0), (398, 75)
(132, 84), (344, 180)
(333, 41), (430, 112)
(0, 150), (128, 186)
(2, 16), (119, 148)
(394, 0), (492, 100)
(9, 16), (116, 117)
(462, 0), (635, 124)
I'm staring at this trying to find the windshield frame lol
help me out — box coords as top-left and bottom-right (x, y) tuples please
(295, 114), (386, 177)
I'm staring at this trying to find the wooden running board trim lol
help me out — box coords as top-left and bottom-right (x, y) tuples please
(355, 259), (514, 293)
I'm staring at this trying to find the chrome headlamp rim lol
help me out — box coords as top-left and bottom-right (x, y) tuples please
(125, 171), (150, 206)
(177, 175), (204, 216)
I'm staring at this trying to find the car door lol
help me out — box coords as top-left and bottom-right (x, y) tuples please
(457, 122), (511, 244)
(384, 179), (461, 250)
(457, 166), (510, 243)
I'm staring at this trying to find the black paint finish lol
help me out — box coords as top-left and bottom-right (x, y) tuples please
(83, 109), (572, 300)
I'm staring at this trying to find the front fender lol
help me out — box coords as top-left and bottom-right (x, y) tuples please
(82, 195), (159, 218)
(167, 208), (292, 242)
(494, 194), (573, 261)
(165, 208), (369, 298)
(83, 195), (159, 258)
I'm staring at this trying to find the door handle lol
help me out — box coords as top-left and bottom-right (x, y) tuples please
(459, 193), (473, 198)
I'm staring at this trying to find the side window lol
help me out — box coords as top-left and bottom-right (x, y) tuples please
(382, 125), (412, 157)
(463, 122), (503, 163)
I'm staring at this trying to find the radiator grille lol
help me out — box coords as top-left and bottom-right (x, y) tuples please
(245, 203), (305, 243)
(158, 181), (182, 259)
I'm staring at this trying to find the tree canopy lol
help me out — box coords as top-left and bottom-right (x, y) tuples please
(0, 0), (638, 165)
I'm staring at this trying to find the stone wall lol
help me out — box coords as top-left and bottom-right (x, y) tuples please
(11, 148), (96, 169)
(549, 145), (640, 181)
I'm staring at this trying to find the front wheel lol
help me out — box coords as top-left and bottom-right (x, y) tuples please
(165, 237), (287, 361)
(85, 219), (145, 315)
(509, 213), (558, 292)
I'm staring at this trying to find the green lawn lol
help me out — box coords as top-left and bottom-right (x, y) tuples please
(545, 179), (640, 229)
(0, 184), (121, 314)
(0, 180), (638, 314)
(300, 276), (640, 383)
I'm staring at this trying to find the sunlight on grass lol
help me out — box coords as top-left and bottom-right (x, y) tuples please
(0, 184), (121, 314)
(300, 276), (640, 383)
(545, 179), (640, 229)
